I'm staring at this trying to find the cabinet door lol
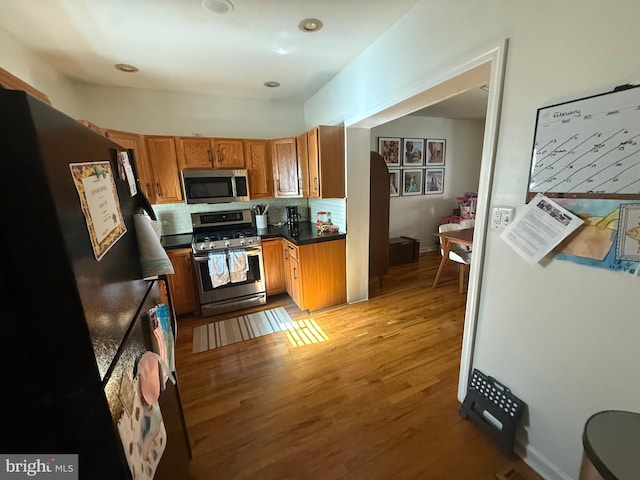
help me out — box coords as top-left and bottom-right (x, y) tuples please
(146, 136), (183, 203)
(308, 125), (345, 199)
(166, 249), (199, 315)
(306, 128), (320, 198)
(262, 238), (285, 295)
(244, 139), (272, 199)
(272, 137), (301, 197)
(283, 240), (303, 307)
(288, 254), (302, 308)
(176, 137), (213, 169)
(79, 119), (106, 136)
(212, 138), (245, 169)
(106, 129), (156, 203)
(297, 133), (310, 197)
(298, 239), (346, 312)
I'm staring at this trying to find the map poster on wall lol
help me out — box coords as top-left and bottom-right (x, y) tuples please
(70, 161), (127, 261)
(528, 85), (640, 199)
(553, 198), (640, 275)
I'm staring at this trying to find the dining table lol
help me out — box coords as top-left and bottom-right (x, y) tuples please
(432, 227), (474, 293)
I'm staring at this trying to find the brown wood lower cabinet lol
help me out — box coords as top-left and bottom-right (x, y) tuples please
(262, 238), (286, 296)
(166, 248), (199, 315)
(282, 238), (346, 312)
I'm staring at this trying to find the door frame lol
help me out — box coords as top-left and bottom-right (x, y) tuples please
(346, 39), (508, 399)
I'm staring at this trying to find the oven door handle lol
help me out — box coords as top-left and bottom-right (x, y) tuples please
(193, 247), (262, 262)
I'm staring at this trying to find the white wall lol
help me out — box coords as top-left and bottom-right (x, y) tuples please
(371, 116), (484, 251)
(0, 26), (80, 116)
(304, 1), (640, 479)
(73, 82), (305, 138)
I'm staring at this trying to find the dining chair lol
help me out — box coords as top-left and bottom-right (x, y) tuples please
(438, 223), (472, 293)
(459, 218), (475, 229)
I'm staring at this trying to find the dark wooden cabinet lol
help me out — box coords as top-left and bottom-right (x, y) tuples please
(369, 151), (390, 285)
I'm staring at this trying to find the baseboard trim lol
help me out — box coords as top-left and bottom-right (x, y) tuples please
(515, 441), (574, 480)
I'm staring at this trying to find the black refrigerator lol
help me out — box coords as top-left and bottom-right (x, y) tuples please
(0, 90), (190, 479)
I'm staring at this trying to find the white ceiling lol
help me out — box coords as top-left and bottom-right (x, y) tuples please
(0, 0), (420, 103)
(410, 87), (488, 120)
(0, 0), (488, 118)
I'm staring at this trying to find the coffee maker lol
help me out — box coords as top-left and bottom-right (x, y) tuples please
(286, 205), (300, 230)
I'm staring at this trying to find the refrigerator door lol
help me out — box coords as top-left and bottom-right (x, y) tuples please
(103, 280), (190, 480)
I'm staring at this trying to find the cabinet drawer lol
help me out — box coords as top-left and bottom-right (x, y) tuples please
(285, 241), (298, 260)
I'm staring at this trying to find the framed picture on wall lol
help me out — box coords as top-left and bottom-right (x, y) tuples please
(388, 169), (400, 197)
(378, 137), (401, 166)
(426, 139), (446, 166)
(402, 169), (423, 195)
(402, 138), (425, 166)
(425, 168), (445, 194)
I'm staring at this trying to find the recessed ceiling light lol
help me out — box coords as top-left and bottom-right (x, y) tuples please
(264, 81), (280, 88)
(115, 63), (139, 73)
(201, 0), (233, 14)
(298, 18), (323, 33)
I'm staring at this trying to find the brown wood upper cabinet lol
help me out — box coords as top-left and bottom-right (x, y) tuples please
(296, 133), (310, 197)
(305, 125), (345, 198)
(212, 138), (245, 169)
(145, 136), (183, 204)
(176, 136), (213, 169)
(272, 137), (301, 197)
(105, 129), (156, 203)
(176, 137), (245, 170)
(244, 139), (272, 199)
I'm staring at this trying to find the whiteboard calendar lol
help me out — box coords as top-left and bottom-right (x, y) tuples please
(528, 85), (640, 199)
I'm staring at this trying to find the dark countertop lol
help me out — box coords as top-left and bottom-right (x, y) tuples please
(161, 223), (346, 250)
(161, 233), (193, 249)
(260, 222), (346, 246)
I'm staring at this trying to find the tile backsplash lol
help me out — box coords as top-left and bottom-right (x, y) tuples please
(153, 197), (346, 235)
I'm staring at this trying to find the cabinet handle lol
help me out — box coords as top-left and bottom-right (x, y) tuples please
(207, 149), (212, 165)
(277, 178), (281, 191)
(146, 183), (152, 194)
(156, 183), (162, 196)
(217, 149), (221, 164)
(293, 266), (297, 280)
(284, 248), (289, 260)
(314, 177), (318, 190)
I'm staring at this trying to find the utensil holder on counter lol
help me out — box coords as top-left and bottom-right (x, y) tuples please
(255, 215), (267, 229)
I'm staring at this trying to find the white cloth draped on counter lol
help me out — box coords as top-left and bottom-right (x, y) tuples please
(228, 249), (249, 283)
(208, 252), (229, 288)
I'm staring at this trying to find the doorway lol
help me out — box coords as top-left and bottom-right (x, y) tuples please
(345, 41), (508, 400)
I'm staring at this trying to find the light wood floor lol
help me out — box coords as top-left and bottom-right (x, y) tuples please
(174, 251), (538, 479)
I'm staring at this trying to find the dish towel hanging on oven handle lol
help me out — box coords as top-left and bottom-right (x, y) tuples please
(229, 249), (249, 283)
(208, 252), (230, 288)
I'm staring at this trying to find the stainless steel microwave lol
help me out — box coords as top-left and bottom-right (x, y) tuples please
(182, 169), (250, 204)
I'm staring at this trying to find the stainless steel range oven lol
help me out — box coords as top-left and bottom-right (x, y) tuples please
(191, 209), (266, 317)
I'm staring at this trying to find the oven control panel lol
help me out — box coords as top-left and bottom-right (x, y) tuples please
(194, 236), (260, 253)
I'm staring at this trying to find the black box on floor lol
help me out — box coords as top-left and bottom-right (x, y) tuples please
(389, 236), (420, 265)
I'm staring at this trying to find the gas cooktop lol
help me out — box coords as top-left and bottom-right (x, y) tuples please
(191, 209), (261, 254)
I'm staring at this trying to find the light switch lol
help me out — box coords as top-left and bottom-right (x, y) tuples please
(491, 207), (515, 229)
